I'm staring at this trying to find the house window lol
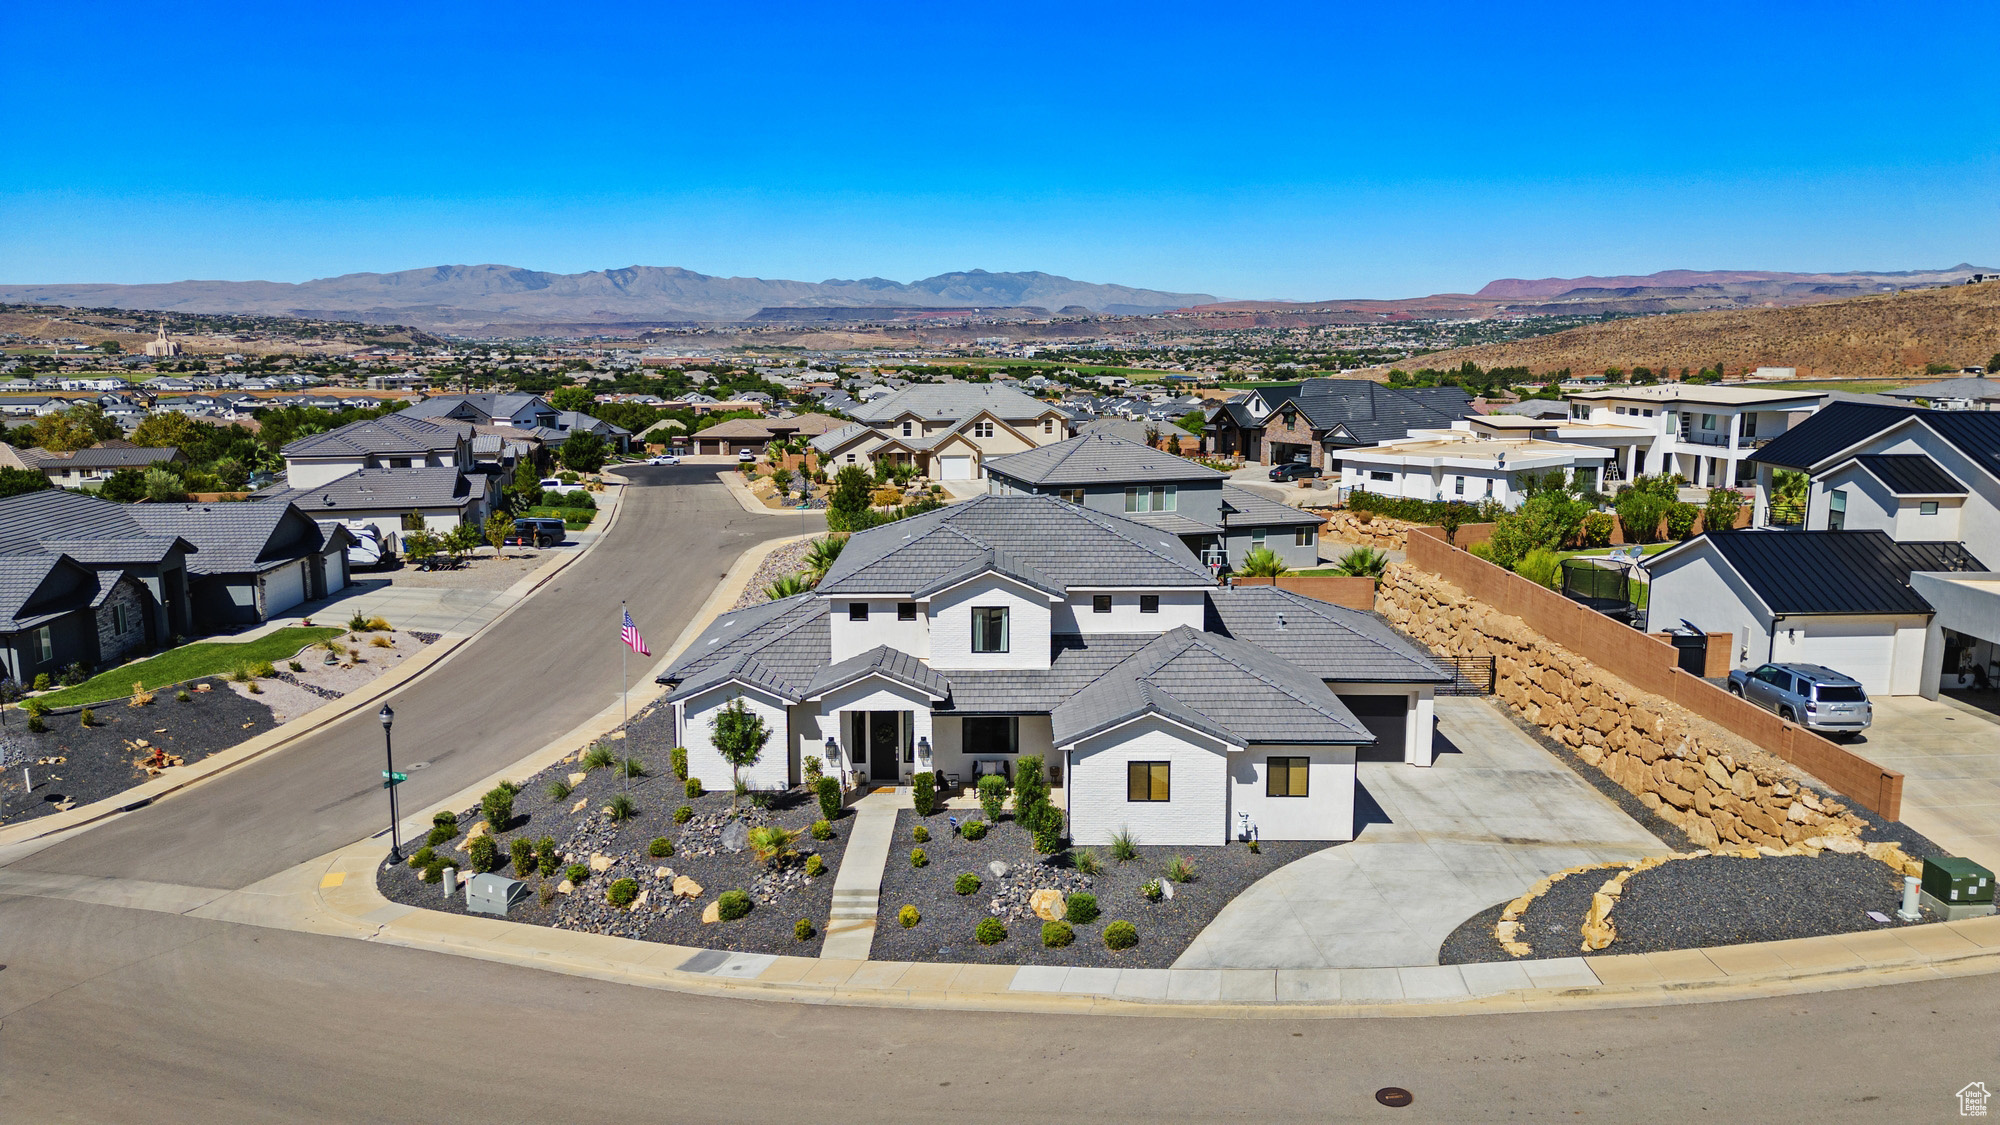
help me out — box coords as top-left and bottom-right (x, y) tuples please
(1251, 528), (1266, 548)
(36, 625), (52, 664)
(1127, 761), (1170, 802)
(963, 716), (1018, 757)
(973, 421), (995, 438)
(1485, 478), (1496, 497)
(1294, 526), (1313, 547)
(1369, 470), (1393, 482)
(1043, 419), (1053, 434)
(1139, 594), (1159, 614)
(1058, 488), (1084, 505)
(1828, 489), (1847, 531)
(1124, 487), (1143, 513)
(1093, 595), (1112, 613)
(849, 602), (870, 621)
(971, 606), (1010, 653)
(1921, 501), (1939, 516)
(898, 602), (917, 621)
(1742, 413), (1758, 438)
(901, 421), (913, 436)
(1266, 756), (1310, 797)
(845, 453), (856, 463)
(1702, 413), (1717, 431)
(1642, 409), (1654, 417)
(112, 604), (130, 636)
(1454, 475), (1465, 495)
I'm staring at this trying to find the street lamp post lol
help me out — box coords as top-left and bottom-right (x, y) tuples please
(379, 703), (402, 862)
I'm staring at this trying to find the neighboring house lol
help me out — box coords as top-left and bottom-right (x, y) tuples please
(552, 410), (633, 453)
(810, 384), (1073, 480)
(1562, 384), (1826, 490)
(1208, 381), (1475, 475)
(0, 395), (61, 417)
(279, 413), (471, 490)
(256, 468), (493, 548)
(1643, 530), (1977, 697)
(0, 554), (154, 684)
(126, 501), (354, 629)
(1336, 430), (1612, 507)
(985, 434), (1322, 570)
(689, 413), (849, 457)
(656, 495), (1451, 846)
(1881, 376), (2000, 411)
(9, 444), (184, 488)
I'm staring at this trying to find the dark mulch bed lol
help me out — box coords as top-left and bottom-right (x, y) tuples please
(869, 807), (1331, 968)
(1440, 852), (1938, 964)
(377, 701), (852, 955)
(0, 684), (275, 825)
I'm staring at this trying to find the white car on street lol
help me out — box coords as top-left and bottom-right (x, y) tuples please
(646, 453), (681, 465)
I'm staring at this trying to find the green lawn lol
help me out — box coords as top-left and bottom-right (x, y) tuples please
(35, 626), (344, 707)
(524, 505), (598, 530)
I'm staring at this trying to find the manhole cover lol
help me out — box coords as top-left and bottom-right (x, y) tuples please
(1375, 1087), (1413, 1108)
(408, 761), (430, 770)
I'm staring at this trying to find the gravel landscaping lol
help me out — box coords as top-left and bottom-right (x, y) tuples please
(869, 807), (1330, 968)
(0, 684), (276, 824)
(377, 699), (853, 955)
(1440, 852), (1941, 964)
(733, 538), (817, 609)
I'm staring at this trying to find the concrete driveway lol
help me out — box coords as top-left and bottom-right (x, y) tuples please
(1853, 696), (2000, 868)
(1174, 697), (1665, 969)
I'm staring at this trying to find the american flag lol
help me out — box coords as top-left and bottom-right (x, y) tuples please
(621, 608), (650, 656)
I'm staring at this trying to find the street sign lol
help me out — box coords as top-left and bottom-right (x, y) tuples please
(381, 771), (407, 788)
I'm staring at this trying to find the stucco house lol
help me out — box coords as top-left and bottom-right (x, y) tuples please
(280, 413), (471, 490)
(256, 468), (492, 550)
(809, 384), (1073, 480)
(657, 495), (1451, 845)
(1205, 381), (1474, 474)
(985, 433), (1322, 571)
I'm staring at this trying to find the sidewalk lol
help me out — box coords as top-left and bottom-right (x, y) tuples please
(821, 792), (902, 959)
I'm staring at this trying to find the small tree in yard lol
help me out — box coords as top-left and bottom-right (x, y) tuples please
(484, 511), (512, 557)
(1703, 487), (1745, 534)
(560, 430), (608, 473)
(1239, 546), (1287, 577)
(1013, 755), (1049, 826)
(710, 697), (769, 810)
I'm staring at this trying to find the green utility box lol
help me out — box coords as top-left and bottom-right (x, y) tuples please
(1920, 856), (1995, 921)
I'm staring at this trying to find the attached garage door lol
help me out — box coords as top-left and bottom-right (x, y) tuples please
(1337, 693), (1409, 761)
(939, 455), (975, 480)
(264, 562), (307, 616)
(322, 547), (349, 595)
(1790, 619), (1896, 696)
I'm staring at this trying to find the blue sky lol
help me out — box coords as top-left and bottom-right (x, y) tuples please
(2, 1), (1994, 299)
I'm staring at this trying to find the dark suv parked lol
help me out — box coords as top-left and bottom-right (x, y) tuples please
(505, 517), (567, 548)
(1268, 460), (1322, 482)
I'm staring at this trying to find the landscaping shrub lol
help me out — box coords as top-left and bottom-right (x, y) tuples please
(1141, 880), (1163, 902)
(1071, 849), (1103, 876)
(975, 917), (1007, 945)
(606, 878), (639, 908)
(288, 660), (304, 672)
(1346, 489), (1504, 526)
(564, 863), (589, 884)
(795, 918), (816, 941)
(1103, 920), (1138, 951)
(1665, 501), (1700, 540)
(32, 673), (49, 692)
(649, 837), (674, 858)
(748, 824), (798, 865)
(1014, 755), (1049, 824)
(960, 819), (987, 840)
(816, 774), (841, 820)
(898, 905), (921, 929)
(420, 861), (446, 884)
(175, 690), (191, 703)
(910, 847), (928, 868)
(618, 756), (647, 778)
(1514, 548), (1561, 590)
(364, 616), (391, 632)
(1109, 828), (1139, 862)
(23, 697), (48, 718)
(78, 707), (95, 727)
(1613, 478), (1674, 543)
(675, 805), (694, 824)
(911, 770), (936, 816)
(1580, 510), (1614, 549)
(685, 777), (703, 798)
(369, 635), (393, 649)
(536, 836), (559, 877)
(467, 834), (499, 873)
(716, 889), (752, 921)
(407, 845), (436, 869)
(481, 785), (515, 832)
(581, 744), (615, 770)
(1166, 857), (1196, 884)
(955, 873), (981, 895)
(511, 837), (536, 876)
(347, 612), (369, 631)
(805, 854), (825, 877)
(546, 777), (573, 801)
(26, 712), (46, 733)
(912, 824), (930, 844)
(1065, 892), (1100, 925)
(1029, 802), (1065, 854)
(1042, 920), (1074, 948)
(977, 774), (1006, 821)
(606, 793), (637, 822)
(810, 818), (833, 840)
(431, 810), (458, 835)
(803, 754), (823, 785)
(671, 745), (689, 780)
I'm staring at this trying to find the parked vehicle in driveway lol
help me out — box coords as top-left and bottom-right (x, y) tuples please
(1268, 460), (1322, 482)
(737, 450), (757, 463)
(1727, 662), (1872, 738)
(646, 453), (681, 465)
(346, 524), (388, 568)
(537, 477), (566, 491)
(505, 517), (567, 548)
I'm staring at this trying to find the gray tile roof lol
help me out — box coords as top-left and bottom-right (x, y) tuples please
(1051, 626), (1372, 746)
(128, 502), (323, 575)
(803, 645), (951, 701)
(849, 383), (1066, 426)
(0, 553), (80, 630)
(658, 595), (829, 701)
(984, 433), (1221, 487)
(259, 467), (486, 513)
(401, 392), (549, 422)
(817, 495), (1213, 595)
(909, 548), (1065, 600)
(1123, 511), (1222, 536)
(281, 413), (463, 459)
(0, 490), (144, 551)
(1219, 485), (1325, 528)
(1205, 586), (1453, 683)
(939, 635), (1158, 713)
(808, 422), (872, 453)
(42, 446), (182, 470)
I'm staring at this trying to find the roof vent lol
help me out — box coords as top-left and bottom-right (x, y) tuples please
(1277, 612), (1287, 631)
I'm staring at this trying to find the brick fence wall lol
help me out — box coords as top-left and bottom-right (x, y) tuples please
(1229, 574), (1376, 610)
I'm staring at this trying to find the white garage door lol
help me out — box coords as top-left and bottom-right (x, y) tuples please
(939, 455), (975, 480)
(264, 562), (307, 615)
(1793, 619), (1896, 695)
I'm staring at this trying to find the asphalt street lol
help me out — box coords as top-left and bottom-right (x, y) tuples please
(2, 466), (1995, 1122)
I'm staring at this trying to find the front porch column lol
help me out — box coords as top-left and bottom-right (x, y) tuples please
(1407, 688), (1436, 767)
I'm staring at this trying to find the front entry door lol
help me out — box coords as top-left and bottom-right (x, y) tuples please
(868, 711), (901, 782)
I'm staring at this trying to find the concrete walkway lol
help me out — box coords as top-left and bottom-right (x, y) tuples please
(819, 791), (903, 959)
(1857, 696), (2000, 869)
(1174, 697), (1665, 969)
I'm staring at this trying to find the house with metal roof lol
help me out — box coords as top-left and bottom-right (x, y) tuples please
(985, 433), (1322, 571)
(657, 495), (1450, 845)
(808, 383), (1073, 481)
(1206, 380), (1477, 475)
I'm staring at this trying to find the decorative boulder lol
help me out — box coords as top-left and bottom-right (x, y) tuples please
(1030, 888), (1066, 922)
(701, 900), (722, 924)
(588, 853), (615, 872)
(672, 875), (704, 899)
(987, 860), (1010, 879)
(721, 820), (750, 853)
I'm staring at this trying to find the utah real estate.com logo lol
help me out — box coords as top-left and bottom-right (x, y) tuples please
(1962, 1082), (1992, 1118)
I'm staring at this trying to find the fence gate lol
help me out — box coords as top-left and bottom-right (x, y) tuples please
(1436, 655), (1496, 696)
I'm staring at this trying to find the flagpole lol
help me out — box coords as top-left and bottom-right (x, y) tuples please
(620, 600), (629, 793)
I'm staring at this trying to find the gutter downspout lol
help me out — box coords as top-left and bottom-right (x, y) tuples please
(1768, 616), (1782, 664)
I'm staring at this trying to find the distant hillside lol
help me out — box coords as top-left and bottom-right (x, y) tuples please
(1365, 282), (2000, 379)
(0, 265), (1220, 329)
(1476, 264), (1991, 300)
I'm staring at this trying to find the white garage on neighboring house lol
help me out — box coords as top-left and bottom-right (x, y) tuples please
(263, 560), (308, 616)
(1644, 528), (1976, 696)
(937, 454), (976, 480)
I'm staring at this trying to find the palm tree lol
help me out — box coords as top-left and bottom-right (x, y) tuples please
(803, 533), (847, 579)
(1332, 546), (1389, 580)
(763, 572), (814, 600)
(1239, 546), (1288, 577)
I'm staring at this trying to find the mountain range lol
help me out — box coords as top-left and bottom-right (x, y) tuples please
(0, 265), (1220, 330)
(1473, 265), (1993, 300)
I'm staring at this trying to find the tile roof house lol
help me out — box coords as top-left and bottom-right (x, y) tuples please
(688, 413), (850, 457)
(985, 433), (1322, 572)
(1203, 380), (1476, 472)
(257, 467), (492, 549)
(400, 393), (558, 430)
(4, 444), (185, 488)
(280, 412), (471, 490)
(809, 383), (1073, 481)
(658, 495), (1450, 845)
